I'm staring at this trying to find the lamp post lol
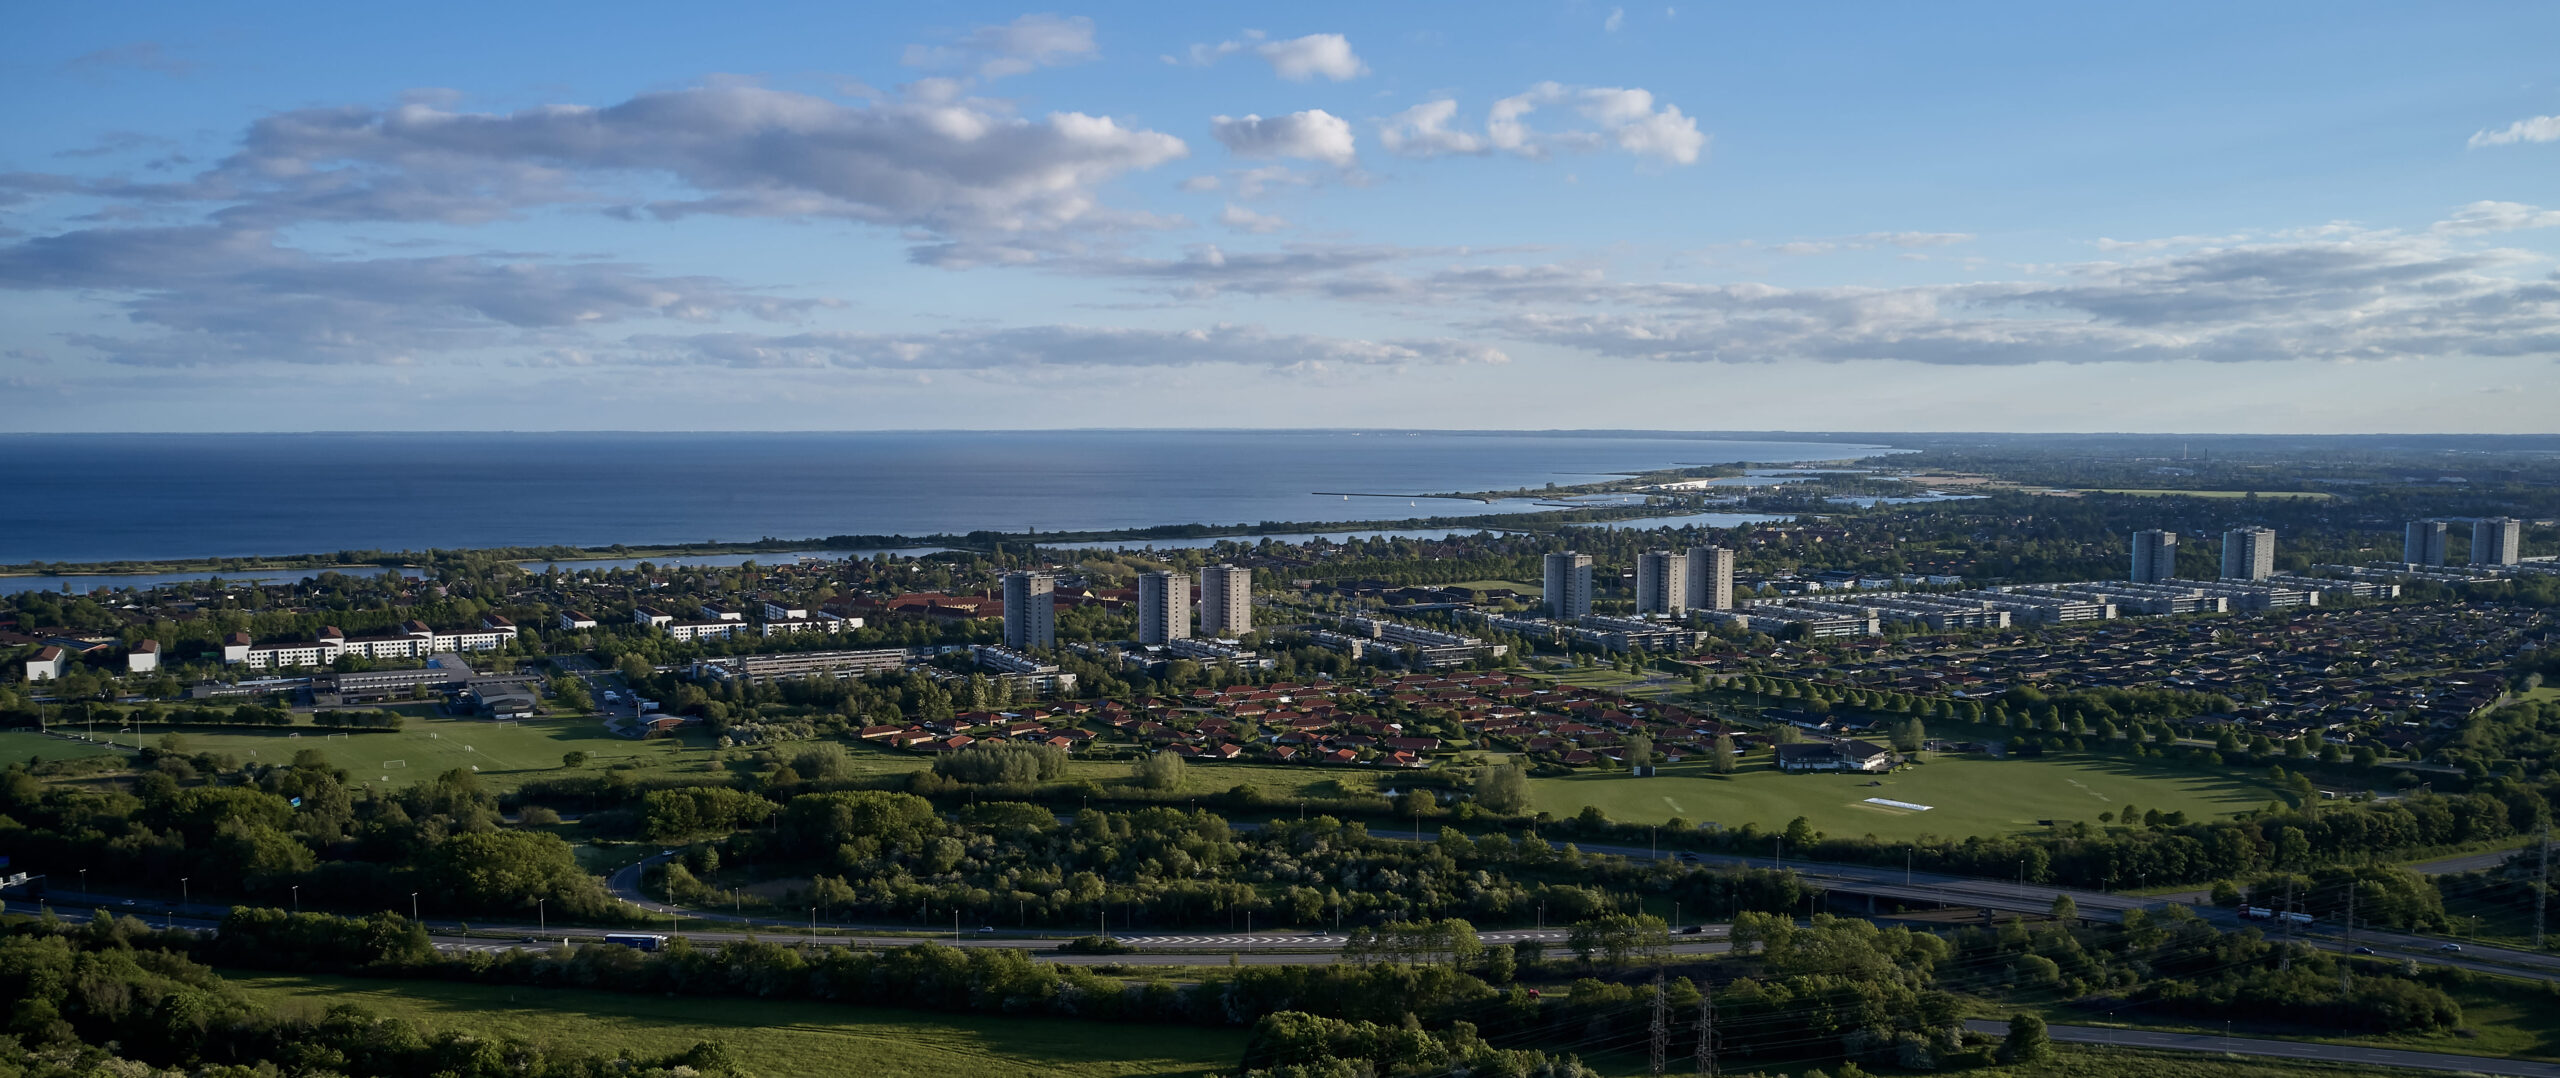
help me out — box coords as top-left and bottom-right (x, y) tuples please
(538, 898), (545, 936)
(410, 892), (419, 922)
(292, 885), (299, 915)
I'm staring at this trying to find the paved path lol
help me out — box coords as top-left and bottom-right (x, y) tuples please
(1963, 1019), (2560, 1077)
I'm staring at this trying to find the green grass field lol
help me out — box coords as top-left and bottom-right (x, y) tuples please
(228, 972), (1244, 1078)
(61, 715), (714, 791)
(1529, 752), (2287, 840)
(0, 728), (123, 763)
(2078, 489), (2334, 500)
(1442, 578), (1543, 595)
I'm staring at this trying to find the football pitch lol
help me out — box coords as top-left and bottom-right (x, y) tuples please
(25, 715), (713, 791)
(1529, 752), (2290, 841)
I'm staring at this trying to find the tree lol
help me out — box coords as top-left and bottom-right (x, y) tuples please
(2049, 894), (2078, 922)
(1708, 733), (1738, 775)
(560, 751), (587, 769)
(1132, 751), (1186, 791)
(1473, 761), (1530, 813)
(1891, 717), (1926, 754)
(1998, 1013), (2053, 1064)
(1623, 733), (1654, 770)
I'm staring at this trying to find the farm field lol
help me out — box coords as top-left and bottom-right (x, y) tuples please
(52, 715), (718, 791)
(1528, 752), (2289, 841)
(228, 972), (1245, 1078)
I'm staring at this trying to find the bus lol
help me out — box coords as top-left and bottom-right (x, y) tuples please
(602, 933), (670, 952)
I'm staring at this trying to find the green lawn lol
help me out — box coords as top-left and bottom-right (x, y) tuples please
(1530, 752), (2287, 840)
(1442, 578), (1543, 595)
(2079, 489), (2334, 500)
(228, 971), (1244, 1078)
(0, 728), (122, 763)
(105, 715), (712, 791)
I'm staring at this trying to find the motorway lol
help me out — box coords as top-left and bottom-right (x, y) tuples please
(1961, 1019), (2560, 1077)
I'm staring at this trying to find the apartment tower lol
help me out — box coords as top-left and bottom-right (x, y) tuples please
(1634, 550), (1688, 615)
(2221, 527), (2276, 581)
(2473, 518), (2522, 566)
(2404, 521), (2448, 566)
(2130, 530), (2178, 584)
(1543, 552), (1594, 619)
(1199, 564), (1252, 636)
(1686, 545), (1736, 611)
(1136, 570), (1190, 645)
(1001, 571), (1056, 650)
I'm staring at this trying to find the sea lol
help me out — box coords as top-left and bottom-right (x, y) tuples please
(0, 431), (1892, 586)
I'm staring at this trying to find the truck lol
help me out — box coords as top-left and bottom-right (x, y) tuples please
(2239, 906), (2314, 926)
(602, 933), (669, 952)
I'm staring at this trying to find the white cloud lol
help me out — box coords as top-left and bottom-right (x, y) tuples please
(1180, 31), (1368, 81)
(1767, 231), (1977, 256)
(1605, 7), (1625, 31)
(1219, 204), (1290, 233)
(1378, 100), (1487, 157)
(1383, 83), (1706, 165)
(640, 324), (1503, 371)
(902, 14), (1097, 79)
(1256, 33), (1368, 81)
(0, 225), (804, 366)
(1179, 174), (1221, 192)
(2433, 200), (2560, 235)
(97, 83), (1189, 251)
(1211, 110), (1357, 166)
(2468, 114), (2560, 149)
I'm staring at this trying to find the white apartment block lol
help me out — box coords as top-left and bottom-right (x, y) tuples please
(1686, 546), (1736, 611)
(1543, 552), (1593, 619)
(1003, 571), (1057, 651)
(226, 617), (521, 670)
(2131, 530), (2178, 584)
(1199, 564), (1252, 636)
(1137, 570), (1191, 645)
(2222, 527), (2276, 581)
(2474, 517), (2523, 566)
(1635, 550), (1688, 615)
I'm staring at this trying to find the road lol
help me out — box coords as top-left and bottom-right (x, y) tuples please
(1962, 1019), (2560, 1077)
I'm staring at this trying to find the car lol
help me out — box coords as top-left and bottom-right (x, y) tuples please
(517, 936), (539, 943)
(1680, 925), (1704, 935)
(1677, 852), (1699, 863)
(2352, 946), (2376, 955)
(2436, 943), (2463, 952)
(119, 899), (136, 907)
(977, 926), (996, 935)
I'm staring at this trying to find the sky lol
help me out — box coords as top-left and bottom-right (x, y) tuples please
(3, 2), (2557, 434)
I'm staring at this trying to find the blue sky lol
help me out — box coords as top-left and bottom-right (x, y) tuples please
(4, 2), (2557, 432)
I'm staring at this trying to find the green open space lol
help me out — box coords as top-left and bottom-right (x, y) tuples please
(1441, 578), (1542, 595)
(103, 715), (713, 791)
(1997, 977), (2560, 1066)
(1529, 752), (2288, 840)
(0, 728), (123, 763)
(2078, 489), (2334, 500)
(227, 971), (1244, 1078)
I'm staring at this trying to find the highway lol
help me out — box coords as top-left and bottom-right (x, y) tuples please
(1962, 1019), (2560, 1077)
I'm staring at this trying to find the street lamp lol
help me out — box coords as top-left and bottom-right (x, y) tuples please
(410, 892), (419, 922)
(291, 885), (299, 915)
(538, 898), (545, 936)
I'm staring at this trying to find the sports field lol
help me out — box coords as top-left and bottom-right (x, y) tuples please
(1529, 752), (2287, 841)
(43, 715), (716, 791)
(0, 729), (124, 763)
(229, 972), (1244, 1078)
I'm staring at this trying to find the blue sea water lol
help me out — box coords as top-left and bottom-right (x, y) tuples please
(0, 430), (1890, 566)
